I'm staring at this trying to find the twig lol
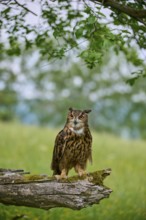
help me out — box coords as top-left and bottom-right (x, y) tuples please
(14, 0), (37, 16)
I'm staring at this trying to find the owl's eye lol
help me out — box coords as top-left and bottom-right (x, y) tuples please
(79, 114), (84, 119)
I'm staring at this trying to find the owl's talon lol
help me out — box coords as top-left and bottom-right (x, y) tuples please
(78, 171), (87, 177)
(54, 174), (68, 180)
(54, 175), (61, 181)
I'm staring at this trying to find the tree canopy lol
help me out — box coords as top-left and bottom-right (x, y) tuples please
(1, 0), (146, 80)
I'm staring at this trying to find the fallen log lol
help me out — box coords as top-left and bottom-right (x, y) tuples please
(0, 168), (112, 210)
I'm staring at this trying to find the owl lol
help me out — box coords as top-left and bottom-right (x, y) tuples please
(51, 107), (92, 179)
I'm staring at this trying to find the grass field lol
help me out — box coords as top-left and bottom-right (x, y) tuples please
(0, 122), (146, 220)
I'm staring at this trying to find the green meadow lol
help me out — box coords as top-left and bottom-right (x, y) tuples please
(0, 122), (146, 220)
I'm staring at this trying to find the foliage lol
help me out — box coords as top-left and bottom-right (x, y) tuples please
(0, 122), (146, 220)
(0, 0), (146, 72)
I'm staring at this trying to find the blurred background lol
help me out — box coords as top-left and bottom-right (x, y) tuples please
(0, 0), (146, 220)
(1, 46), (146, 139)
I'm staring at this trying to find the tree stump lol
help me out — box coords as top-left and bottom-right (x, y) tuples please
(0, 168), (112, 210)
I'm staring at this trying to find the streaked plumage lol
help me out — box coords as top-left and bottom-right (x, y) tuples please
(51, 107), (92, 179)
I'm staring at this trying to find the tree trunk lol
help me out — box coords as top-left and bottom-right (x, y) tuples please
(0, 168), (112, 210)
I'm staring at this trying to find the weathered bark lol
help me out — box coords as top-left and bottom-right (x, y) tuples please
(91, 0), (146, 25)
(0, 168), (112, 210)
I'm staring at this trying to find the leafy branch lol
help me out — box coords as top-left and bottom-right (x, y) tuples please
(0, 0), (146, 80)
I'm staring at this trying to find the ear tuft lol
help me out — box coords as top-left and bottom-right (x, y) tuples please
(84, 109), (92, 114)
(69, 107), (73, 111)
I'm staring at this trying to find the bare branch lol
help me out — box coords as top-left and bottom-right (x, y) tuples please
(14, 0), (38, 16)
(90, 0), (146, 25)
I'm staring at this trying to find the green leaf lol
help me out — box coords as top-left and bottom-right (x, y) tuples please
(126, 76), (139, 86)
(1, 7), (11, 15)
(87, 16), (96, 24)
(75, 27), (84, 39)
(126, 69), (145, 85)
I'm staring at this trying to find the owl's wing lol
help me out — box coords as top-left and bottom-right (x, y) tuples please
(51, 129), (67, 173)
(88, 139), (93, 164)
(87, 129), (93, 164)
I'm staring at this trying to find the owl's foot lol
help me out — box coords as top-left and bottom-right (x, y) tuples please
(55, 169), (68, 180)
(78, 170), (86, 177)
(55, 174), (68, 180)
(75, 164), (87, 177)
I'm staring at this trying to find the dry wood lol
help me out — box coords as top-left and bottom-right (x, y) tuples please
(0, 168), (112, 210)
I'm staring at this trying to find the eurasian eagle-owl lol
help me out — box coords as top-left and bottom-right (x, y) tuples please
(51, 107), (92, 179)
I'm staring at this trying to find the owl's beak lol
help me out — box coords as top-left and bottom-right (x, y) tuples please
(74, 120), (78, 125)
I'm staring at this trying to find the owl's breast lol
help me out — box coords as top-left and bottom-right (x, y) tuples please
(64, 134), (91, 164)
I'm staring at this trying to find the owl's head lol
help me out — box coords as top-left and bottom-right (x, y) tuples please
(66, 107), (91, 131)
